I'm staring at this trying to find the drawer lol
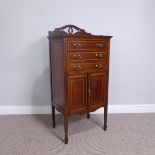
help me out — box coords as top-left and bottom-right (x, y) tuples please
(67, 40), (107, 50)
(68, 52), (108, 61)
(67, 62), (108, 73)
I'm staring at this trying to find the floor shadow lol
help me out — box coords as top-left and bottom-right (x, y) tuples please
(32, 114), (65, 142)
(90, 113), (104, 127)
(32, 113), (103, 142)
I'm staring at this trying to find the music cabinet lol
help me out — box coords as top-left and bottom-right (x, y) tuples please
(48, 25), (112, 144)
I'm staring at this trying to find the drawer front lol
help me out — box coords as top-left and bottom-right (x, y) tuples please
(68, 40), (107, 50)
(68, 52), (108, 61)
(67, 62), (108, 73)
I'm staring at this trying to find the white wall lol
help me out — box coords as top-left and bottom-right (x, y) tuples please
(0, 0), (155, 107)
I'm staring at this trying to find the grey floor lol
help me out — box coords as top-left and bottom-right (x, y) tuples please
(0, 114), (155, 155)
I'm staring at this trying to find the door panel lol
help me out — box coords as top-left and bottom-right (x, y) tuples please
(88, 72), (107, 109)
(68, 75), (87, 114)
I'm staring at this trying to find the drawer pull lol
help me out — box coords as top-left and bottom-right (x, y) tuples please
(96, 53), (103, 58)
(96, 43), (103, 48)
(73, 43), (81, 48)
(74, 65), (82, 70)
(73, 54), (82, 59)
(96, 64), (103, 69)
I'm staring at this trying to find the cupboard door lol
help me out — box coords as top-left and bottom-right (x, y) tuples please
(88, 72), (107, 109)
(68, 75), (87, 114)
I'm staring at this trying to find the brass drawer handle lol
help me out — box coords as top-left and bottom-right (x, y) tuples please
(96, 64), (103, 69)
(88, 89), (92, 96)
(73, 65), (82, 70)
(73, 43), (81, 48)
(96, 53), (103, 58)
(96, 43), (103, 48)
(73, 54), (82, 59)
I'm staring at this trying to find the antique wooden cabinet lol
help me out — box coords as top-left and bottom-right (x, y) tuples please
(48, 25), (112, 144)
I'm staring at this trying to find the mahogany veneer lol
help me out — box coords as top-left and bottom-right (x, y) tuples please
(48, 25), (112, 144)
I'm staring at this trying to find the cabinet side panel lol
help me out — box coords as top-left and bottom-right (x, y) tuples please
(51, 39), (65, 111)
(106, 38), (111, 106)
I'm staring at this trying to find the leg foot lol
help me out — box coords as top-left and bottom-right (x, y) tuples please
(64, 115), (68, 144)
(104, 106), (107, 131)
(103, 125), (107, 131)
(87, 113), (90, 119)
(64, 137), (68, 144)
(53, 123), (56, 128)
(52, 106), (56, 128)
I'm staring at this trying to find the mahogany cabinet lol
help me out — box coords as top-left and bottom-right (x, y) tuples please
(48, 25), (112, 144)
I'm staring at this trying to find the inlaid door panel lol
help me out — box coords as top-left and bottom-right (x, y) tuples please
(68, 75), (87, 114)
(88, 72), (107, 109)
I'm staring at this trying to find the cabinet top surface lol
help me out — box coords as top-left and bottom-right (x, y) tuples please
(48, 25), (113, 40)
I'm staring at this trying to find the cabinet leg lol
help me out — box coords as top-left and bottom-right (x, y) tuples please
(52, 106), (56, 128)
(87, 113), (90, 119)
(103, 106), (107, 131)
(64, 115), (68, 144)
